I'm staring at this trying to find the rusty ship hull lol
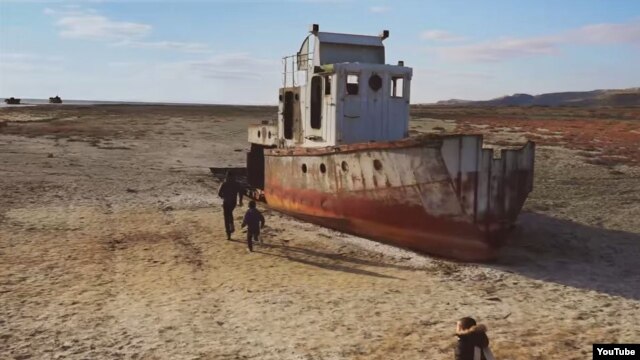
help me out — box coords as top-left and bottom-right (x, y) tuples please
(262, 134), (534, 262)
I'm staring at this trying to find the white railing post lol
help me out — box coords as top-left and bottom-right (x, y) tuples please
(283, 57), (287, 88)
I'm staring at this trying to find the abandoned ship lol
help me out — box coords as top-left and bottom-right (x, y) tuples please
(49, 96), (62, 104)
(213, 25), (535, 261)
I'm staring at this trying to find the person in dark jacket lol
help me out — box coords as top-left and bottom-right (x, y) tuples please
(218, 172), (243, 240)
(241, 200), (265, 252)
(454, 317), (493, 360)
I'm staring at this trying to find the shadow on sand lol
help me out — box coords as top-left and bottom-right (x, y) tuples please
(226, 238), (404, 280)
(227, 210), (639, 299)
(495, 211), (640, 300)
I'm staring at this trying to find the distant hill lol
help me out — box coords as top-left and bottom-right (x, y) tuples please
(435, 88), (640, 106)
(433, 99), (474, 105)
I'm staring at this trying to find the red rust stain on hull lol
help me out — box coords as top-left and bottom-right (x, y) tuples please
(265, 184), (504, 262)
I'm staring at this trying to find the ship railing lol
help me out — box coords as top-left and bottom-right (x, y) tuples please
(282, 52), (313, 88)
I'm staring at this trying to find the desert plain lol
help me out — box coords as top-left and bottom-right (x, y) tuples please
(1, 104), (639, 359)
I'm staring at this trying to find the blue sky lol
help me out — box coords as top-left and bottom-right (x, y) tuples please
(1, 0), (639, 104)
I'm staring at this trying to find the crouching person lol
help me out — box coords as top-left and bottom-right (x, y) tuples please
(241, 200), (265, 252)
(455, 317), (495, 360)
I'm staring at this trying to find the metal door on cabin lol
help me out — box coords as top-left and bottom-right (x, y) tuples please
(341, 73), (362, 143)
(282, 87), (302, 143)
(342, 71), (385, 143)
(322, 75), (334, 143)
(309, 76), (326, 142)
(365, 71), (384, 140)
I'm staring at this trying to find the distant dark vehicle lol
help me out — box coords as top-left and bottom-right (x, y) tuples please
(49, 96), (62, 104)
(4, 97), (21, 105)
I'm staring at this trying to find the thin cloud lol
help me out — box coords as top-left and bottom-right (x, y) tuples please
(415, 67), (494, 79)
(420, 30), (465, 42)
(113, 40), (212, 53)
(43, 7), (96, 16)
(0, 52), (63, 62)
(155, 53), (279, 81)
(568, 21), (640, 45)
(369, 6), (390, 13)
(435, 37), (558, 62)
(0, 52), (64, 73)
(45, 7), (150, 40)
(185, 53), (279, 80)
(44, 6), (211, 52)
(56, 14), (151, 40)
(447, 71), (494, 79)
(107, 61), (147, 69)
(1, 53), (39, 61)
(433, 19), (640, 62)
(0, 62), (63, 73)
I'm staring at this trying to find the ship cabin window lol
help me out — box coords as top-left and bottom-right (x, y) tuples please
(369, 74), (382, 91)
(346, 74), (359, 95)
(391, 76), (404, 98)
(310, 76), (322, 129)
(324, 76), (332, 96)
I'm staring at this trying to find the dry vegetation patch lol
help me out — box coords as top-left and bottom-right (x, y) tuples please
(412, 106), (640, 166)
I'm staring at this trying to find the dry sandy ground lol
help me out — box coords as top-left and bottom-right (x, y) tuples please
(1, 105), (639, 360)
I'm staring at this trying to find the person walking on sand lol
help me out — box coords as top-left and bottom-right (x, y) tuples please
(241, 200), (265, 252)
(454, 317), (495, 360)
(218, 171), (243, 240)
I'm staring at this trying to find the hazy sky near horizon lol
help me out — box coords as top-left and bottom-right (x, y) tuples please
(1, 0), (639, 104)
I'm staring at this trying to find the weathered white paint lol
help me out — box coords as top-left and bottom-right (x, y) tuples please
(314, 32), (385, 66)
(440, 136), (535, 224)
(247, 124), (278, 146)
(333, 63), (411, 146)
(251, 26), (411, 149)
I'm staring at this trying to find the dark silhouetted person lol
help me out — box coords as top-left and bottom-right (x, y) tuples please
(241, 200), (265, 252)
(454, 317), (495, 360)
(218, 171), (243, 240)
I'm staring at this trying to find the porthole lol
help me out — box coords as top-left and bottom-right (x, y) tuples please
(279, 94), (283, 102)
(341, 161), (349, 172)
(257, 130), (261, 138)
(320, 163), (327, 173)
(268, 131), (272, 139)
(302, 164), (307, 173)
(369, 74), (382, 91)
(373, 159), (383, 171)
